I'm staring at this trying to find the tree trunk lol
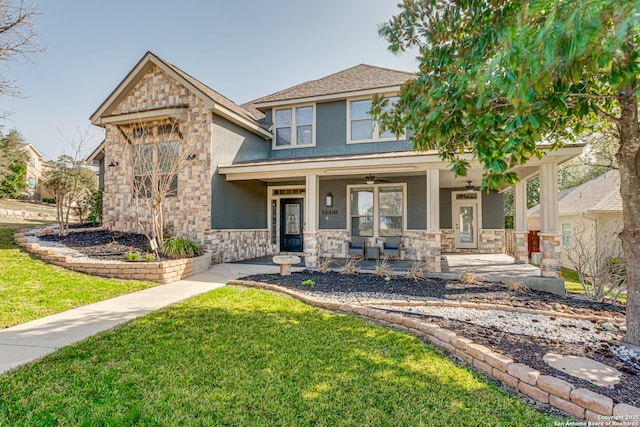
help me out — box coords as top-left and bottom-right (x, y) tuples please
(616, 84), (640, 346)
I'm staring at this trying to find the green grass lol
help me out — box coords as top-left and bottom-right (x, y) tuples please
(0, 221), (157, 328)
(562, 267), (627, 301)
(0, 287), (562, 426)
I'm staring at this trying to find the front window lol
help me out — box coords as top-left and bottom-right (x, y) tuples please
(132, 140), (179, 198)
(348, 96), (400, 143)
(562, 223), (571, 246)
(28, 177), (36, 189)
(349, 184), (404, 237)
(274, 105), (314, 148)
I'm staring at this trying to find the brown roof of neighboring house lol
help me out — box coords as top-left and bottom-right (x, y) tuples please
(528, 170), (622, 217)
(249, 64), (415, 106)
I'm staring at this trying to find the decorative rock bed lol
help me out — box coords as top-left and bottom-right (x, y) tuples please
(14, 227), (212, 283)
(229, 279), (640, 425)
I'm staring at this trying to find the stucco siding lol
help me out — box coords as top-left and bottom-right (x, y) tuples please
(559, 212), (623, 268)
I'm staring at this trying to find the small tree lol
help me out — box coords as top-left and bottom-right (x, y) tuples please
(0, 129), (28, 197)
(45, 155), (97, 235)
(128, 121), (196, 254)
(565, 222), (626, 302)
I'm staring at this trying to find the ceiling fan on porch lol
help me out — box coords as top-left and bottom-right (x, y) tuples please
(363, 175), (390, 185)
(465, 181), (476, 192)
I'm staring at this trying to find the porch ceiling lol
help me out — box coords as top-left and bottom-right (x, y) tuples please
(219, 145), (584, 189)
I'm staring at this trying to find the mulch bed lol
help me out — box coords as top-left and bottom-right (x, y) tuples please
(38, 230), (156, 260)
(245, 270), (638, 407)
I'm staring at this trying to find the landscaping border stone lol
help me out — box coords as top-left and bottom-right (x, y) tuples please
(228, 279), (640, 425)
(14, 227), (212, 283)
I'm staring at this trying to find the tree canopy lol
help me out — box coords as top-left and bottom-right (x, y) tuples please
(0, 128), (27, 197)
(376, 0), (640, 345)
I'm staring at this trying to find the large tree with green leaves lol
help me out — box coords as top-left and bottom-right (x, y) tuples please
(376, 0), (640, 345)
(0, 128), (27, 197)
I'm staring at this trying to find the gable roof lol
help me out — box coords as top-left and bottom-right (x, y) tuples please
(90, 51), (270, 138)
(249, 64), (415, 107)
(18, 143), (45, 160)
(528, 170), (622, 217)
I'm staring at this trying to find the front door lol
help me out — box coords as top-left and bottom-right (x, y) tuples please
(453, 192), (479, 249)
(280, 198), (303, 252)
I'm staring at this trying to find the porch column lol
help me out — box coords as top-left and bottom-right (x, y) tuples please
(513, 179), (529, 264)
(539, 163), (562, 278)
(304, 174), (319, 268)
(424, 169), (442, 272)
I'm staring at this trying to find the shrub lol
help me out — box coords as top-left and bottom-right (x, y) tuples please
(86, 190), (103, 226)
(41, 197), (55, 204)
(301, 279), (316, 286)
(163, 237), (204, 258)
(144, 253), (156, 262)
(125, 252), (141, 262)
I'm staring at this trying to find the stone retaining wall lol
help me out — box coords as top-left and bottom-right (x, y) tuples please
(228, 279), (639, 425)
(14, 228), (212, 283)
(0, 207), (56, 221)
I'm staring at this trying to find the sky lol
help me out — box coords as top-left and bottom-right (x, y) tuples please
(0, 0), (418, 160)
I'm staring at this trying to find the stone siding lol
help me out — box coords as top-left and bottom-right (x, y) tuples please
(402, 230), (441, 272)
(317, 230), (350, 258)
(203, 229), (273, 263)
(102, 65), (212, 243)
(513, 231), (529, 264)
(540, 233), (562, 278)
(441, 228), (505, 254)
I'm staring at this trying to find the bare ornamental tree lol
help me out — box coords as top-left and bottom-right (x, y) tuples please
(127, 121), (197, 255)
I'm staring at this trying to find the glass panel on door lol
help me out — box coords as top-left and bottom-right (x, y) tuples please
(458, 206), (475, 244)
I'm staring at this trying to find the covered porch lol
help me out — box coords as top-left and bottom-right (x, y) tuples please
(216, 146), (582, 279)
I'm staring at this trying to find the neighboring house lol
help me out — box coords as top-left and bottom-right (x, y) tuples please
(17, 143), (50, 200)
(528, 170), (623, 268)
(88, 51), (582, 277)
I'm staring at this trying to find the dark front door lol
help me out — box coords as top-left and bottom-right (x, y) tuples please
(280, 198), (303, 252)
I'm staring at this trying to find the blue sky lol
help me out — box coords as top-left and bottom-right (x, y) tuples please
(1, 0), (417, 159)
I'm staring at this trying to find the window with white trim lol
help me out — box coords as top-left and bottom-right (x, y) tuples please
(562, 223), (571, 246)
(347, 96), (400, 143)
(349, 184), (404, 237)
(274, 105), (314, 148)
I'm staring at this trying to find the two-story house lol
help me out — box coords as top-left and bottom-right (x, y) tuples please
(18, 143), (49, 200)
(89, 52), (582, 277)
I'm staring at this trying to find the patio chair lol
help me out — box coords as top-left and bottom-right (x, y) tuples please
(348, 236), (366, 258)
(383, 236), (401, 260)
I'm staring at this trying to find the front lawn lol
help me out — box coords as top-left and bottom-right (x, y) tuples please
(0, 287), (561, 426)
(0, 222), (156, 328)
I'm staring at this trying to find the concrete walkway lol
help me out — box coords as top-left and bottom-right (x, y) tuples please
(0, 263), (278, 375)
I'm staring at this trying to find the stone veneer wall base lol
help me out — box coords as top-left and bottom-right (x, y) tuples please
(229, 279), (640, 425)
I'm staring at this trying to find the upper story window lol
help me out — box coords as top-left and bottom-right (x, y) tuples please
(347, 96), (400, 144)
(274, 105), (315, 149)
(29, 158), (36, 168)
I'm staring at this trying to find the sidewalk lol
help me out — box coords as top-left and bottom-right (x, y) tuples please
(0, 263), (279, 375)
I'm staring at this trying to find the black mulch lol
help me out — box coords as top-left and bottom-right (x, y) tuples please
(244, 270), (638, 408)
(39, 230), (156, 260)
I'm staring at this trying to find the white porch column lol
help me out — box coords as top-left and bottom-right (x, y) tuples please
(426, 168), (440, 231)
(539, 163), (559, 233)
(304, 174), (319, 268)
(512, 179), (529, 264)
(304, 174), (319, 232)
(539, 163), (562, 278)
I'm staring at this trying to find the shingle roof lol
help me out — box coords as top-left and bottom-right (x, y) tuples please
(249, 64), (415, 106)
(528, 170), (622, 216)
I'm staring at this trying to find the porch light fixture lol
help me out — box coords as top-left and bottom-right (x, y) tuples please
(186, 154), (197, 160)
(325, 193), (333, 207)
(108, 160), (119, 167)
